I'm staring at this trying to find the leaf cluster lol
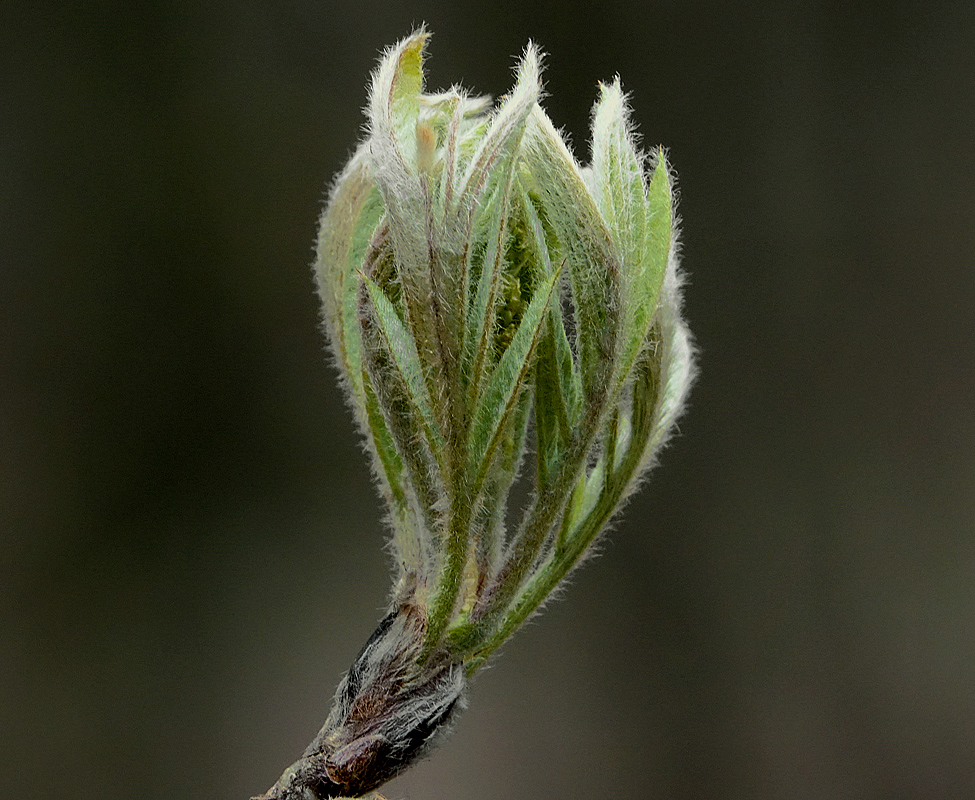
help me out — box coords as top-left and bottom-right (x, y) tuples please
(315, 30), (695, 668)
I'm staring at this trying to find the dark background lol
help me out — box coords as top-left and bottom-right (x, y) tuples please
(3, 1), (974, 798)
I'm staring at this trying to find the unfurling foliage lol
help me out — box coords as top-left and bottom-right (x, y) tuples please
(253, 28), (694, 800)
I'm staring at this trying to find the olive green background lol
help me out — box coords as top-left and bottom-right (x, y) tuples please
(3, 1), (974, 798)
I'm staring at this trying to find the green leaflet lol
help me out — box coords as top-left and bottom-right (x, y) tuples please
(359, 275), (448, 566)
(520, 106), (623, 406)
(461, 57), (540, 405)
(591, 79), (648, 268)
(367, 32), (445, 423)
(467, 266), (561, 498)
(361, 274), (446, 465)
(456, 45), (540, 204)
(315, 148), (383, 410)
(533, 321), (565, 488)
(464, 183), (504, 392)
(642, 151), (673, 323)
(564, 346), (660, 551)
(362, 372), (421, 571)
(373, 30), (426, 169)
(614, 150), (673, 389)
(520, 186), (580, 486)
(315, 152), (425, 565)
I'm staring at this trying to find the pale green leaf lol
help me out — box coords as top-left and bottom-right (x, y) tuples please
(314, 147), (383, 407)
(366, 30), (445, 407)
(614, 149), (673, 387)
(520, 186), (581, 430)
(456, 44), (540, 204)
(591, 78), (647, 266)
(368, 29), (427, 169)
(361, 372), (424, 573)
(461, 48), (541, 400)
(315, 150), (429, 561)
(520, 105), (623, 404)
(361, 274), (446, 459)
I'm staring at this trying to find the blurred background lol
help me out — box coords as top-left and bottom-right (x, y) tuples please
(3, 1), (974, 798)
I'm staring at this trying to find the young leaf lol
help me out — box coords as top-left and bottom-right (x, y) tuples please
(315, 146), (382, 411)
(361, 372), (425, 574)
(591, 79), (647, 268)
(366, 31), (446, 417)
(368, 29), (427, 171)
(614, 149), (673, 388)
(467, 267), (561, 497)
(361, 273), (446, 463)
(521, 187), (581, 447)
(461, 50), (541, 402)
(520, 105), (623, 407)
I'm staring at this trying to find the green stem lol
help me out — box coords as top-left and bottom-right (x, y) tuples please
(423, 463), (473, 653)
(465, 443), (626, 673)
(466, 359), (660, 671)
